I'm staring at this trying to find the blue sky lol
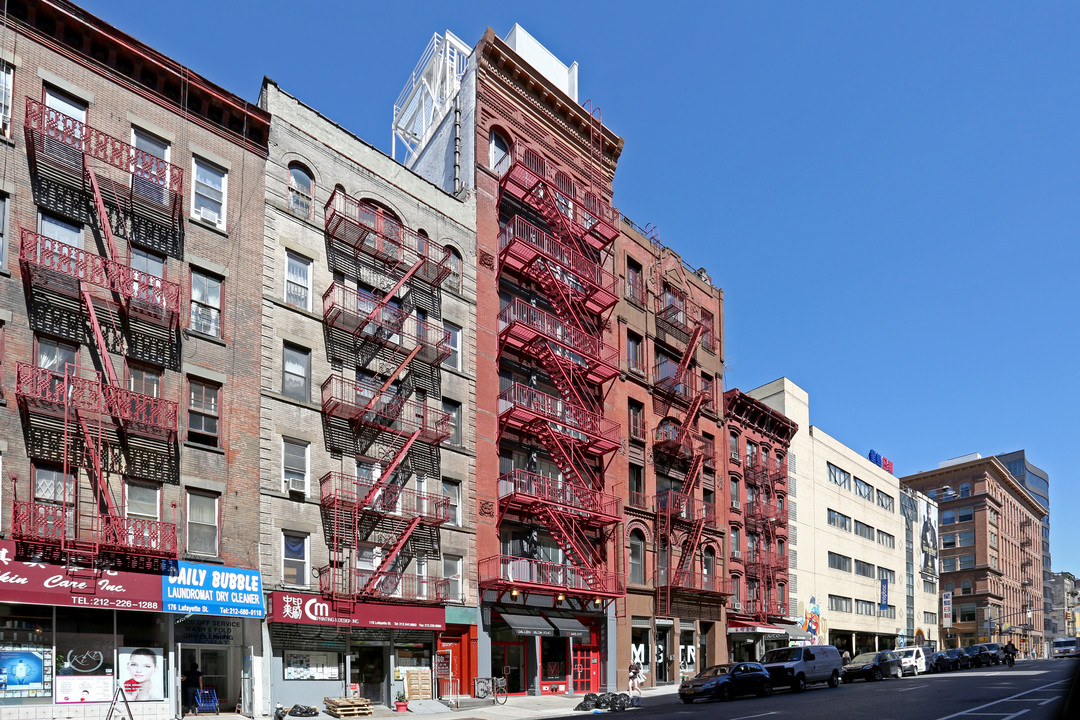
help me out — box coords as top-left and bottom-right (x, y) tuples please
(84, 2), (1079, 572)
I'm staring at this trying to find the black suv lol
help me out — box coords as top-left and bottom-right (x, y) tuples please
(964, 645), (994, 667)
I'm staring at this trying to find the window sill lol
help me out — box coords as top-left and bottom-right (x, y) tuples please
(262, 389), (321, 412)
(184, 554), (223, 564)
(184, 329), (227, 347)
(0, 135), (15, 148)
(0, 267), (10, 277)
(188, 216), (229, 237)
(184, 441), (225, 456)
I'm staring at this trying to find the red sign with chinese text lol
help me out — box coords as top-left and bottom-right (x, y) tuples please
(267, 591), (445, 630)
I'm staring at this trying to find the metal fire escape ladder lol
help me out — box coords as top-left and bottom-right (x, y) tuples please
(671, 322), (705, 392)
(675, 511), (707, 581)
(532, 339), (599, 417)
(673, 393), (706, 450)
(85, 163), (122, 266)
(357, 516), (422, 598)
(357, 346), (422, 418)
(536, 504), (600, 589)
(532, 259), (599, 338)
(356, 428), (423, 510)
(352, 262), (423, 341)
(529, 420), (598, 490)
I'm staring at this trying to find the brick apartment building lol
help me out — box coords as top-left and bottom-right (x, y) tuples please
(901, 455), (1046, 656)
(0, 1), (269, 716)
(254, 79), (477, 711)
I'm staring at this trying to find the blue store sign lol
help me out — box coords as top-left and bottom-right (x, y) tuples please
(163, 562), (265, 618)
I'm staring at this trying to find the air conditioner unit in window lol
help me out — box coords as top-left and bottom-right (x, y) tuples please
(731, 550), (742, 560)
(730, 500), (741, 510)
(199, 206), (219, 224)
(731, 601), (742, 611)
(288, 477), (307, 494)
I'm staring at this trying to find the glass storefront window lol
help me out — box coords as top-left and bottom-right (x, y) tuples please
(0, 604), (53, 707)
(540, 637), (567, 681)
(630, 627), (650, 680)
(56, 608), (115, 704)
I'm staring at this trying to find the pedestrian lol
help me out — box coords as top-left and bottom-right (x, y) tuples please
(842, 650), (851, 665)
(627, 661), (643, 697)
(182, 663), (203, 715)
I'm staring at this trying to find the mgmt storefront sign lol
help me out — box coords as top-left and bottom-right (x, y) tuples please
(268, 591), (445, 630)
(163, 561), (264, 617)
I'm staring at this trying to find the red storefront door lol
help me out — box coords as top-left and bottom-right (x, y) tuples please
(572, 646), (598, 693)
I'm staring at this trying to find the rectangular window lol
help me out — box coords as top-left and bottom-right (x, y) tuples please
(878, 567), (896, 584)
(827, 462), (851, 490)
(34, 465), (75, 504)
(957, 530), (975, 547)
(827, 509), (851, 531)
(126, 482), (159, 521)
(730, 478), (740, 504)
(923, 579), (937, 594)
(988, 508), (999, 526)
(625, 258), (645, 306)
(188, 379), (220, 447)
(627, 332), (645, 375)
(187, 491), (219, 556)
(629, 465), (644, 505)
(0, 195), (7, 269)
(129, 364), (162, 399)
(442, 479), (461, 525)
(828, 552), (852, 572)
(285, 252), (312, 311)
(0, 62), (12, 138)
(989, 531), (998, 550)
(943, 556), (957, 573)
(941, 509), (956, 525)
(958, 554), (975, 570)
(880, 605), (896, 619)
(700, 308), (715, 351)
(444, 399), (462, 446)
(282, 344), (311, 402)
(854, 520), (875, 541)
(444, 322), (461, 370)
(729, 432), (740, 462)
(282, 532), (308, 586)
(855, 599), (876, 616)
(628, 400), (645, 441)
(131, 128), (169, 205)
(190, 269), (222, 337)
(701, 373), (714, 410)
(957, 506), (974, 522)
(924, 612), (938, 624)
(957, 604), (976, 623)
(192, 157), (227, 228)
(855, 560), (875, 578)
(876, 490), (895, 512)
(828, 595), (852, 613)
(283, 439), (309, 493)
(942, 533), (956, 549)
(444, 554), (463, 602)
(854, 477), (873, 500)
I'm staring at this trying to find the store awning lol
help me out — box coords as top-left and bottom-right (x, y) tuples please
(547, 616), (589, 639)
(501, 613), (555, 637)
(785, 626), (812, 642)
(727, 618), (785, 634)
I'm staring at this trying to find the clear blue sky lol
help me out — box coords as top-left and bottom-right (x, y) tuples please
(84, 1), (1079, 570)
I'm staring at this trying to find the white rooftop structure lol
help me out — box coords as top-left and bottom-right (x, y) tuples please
(503, 24), (578, 101)
(938, 452), (982, 469)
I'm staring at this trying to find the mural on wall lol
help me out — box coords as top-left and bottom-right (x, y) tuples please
(800, 596), (826, 645)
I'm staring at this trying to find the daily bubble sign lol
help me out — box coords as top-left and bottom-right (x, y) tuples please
(163, 561), (265, 618)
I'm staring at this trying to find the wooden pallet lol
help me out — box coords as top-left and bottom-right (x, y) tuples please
(324, 697), (373, 718)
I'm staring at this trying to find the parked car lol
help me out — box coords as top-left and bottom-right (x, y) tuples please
(678, 663), (772, 703)
(925, 651), (953, 673)
(964, 645), (994, 667)
(944, 648), (973, 670)
(982, 643), (1006, 665)
(895, 646), (929, 676)
(841, 651), (903, 682)
(762, 644), (844, 692)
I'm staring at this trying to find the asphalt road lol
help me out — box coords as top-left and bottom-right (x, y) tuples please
(551, 660), (1080, 720)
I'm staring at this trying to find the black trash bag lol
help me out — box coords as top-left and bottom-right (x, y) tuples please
(611, 696), (626, 712)
(630, 696), (644, 707)
(583, 693), (599, 703)
(288, 705), (320, 717)
(595, 693), (612, 709)
(574, 700), (596, 712)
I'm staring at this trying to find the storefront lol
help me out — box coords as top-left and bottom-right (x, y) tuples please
(485, 609), (602, 696)
(266, 591), (445, 709)
(726, 619), (786, 663)
(436, 606), (478, 700)
(0, 541), (264, 719)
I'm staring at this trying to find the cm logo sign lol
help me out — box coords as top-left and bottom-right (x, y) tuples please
(305, 598), (330, 620)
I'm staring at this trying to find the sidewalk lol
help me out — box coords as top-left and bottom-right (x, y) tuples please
(413, 683), (679, 720)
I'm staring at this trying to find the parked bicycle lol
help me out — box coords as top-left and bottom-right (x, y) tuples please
(473, 674), (508, 704)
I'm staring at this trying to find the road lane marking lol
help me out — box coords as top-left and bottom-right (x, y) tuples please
(899, 684), (929, 692)
(934, 679), (1069, 720)
(728, 713), (778, 720)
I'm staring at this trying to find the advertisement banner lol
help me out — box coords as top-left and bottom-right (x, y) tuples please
(268, 591), (444, 630)
(163, 562), (264, 618)
(119, 647), (165, 701)
(942, 591), (953, 628)
(0, 541), (161, 612)
(880, 578), (888, 610)
(919, 496), (939, 577)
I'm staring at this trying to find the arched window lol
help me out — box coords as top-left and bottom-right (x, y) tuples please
(288, 163), (314, 219)
(489, 129), (510, 172)
(416, 229), (429, 259)
(928, 489), (937, 500)
(446, 245), (463, 292)
(959, 483), (971, 498)
(629, 531), (645, 585)
(944, 582), (955, 593)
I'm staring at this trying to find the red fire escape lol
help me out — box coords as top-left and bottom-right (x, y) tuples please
(651, 281), (728, 616)
(480, 140), (625, 602)
(14, 98), (183, 573)
(319, 189), (454, 606)
(743, 456), (789, 621)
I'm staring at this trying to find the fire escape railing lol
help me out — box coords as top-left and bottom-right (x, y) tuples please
(478, 555), (625, 597)
(498, 382), (620, 453)
(322, 282), (451, 365)
(318, 567), (449, 604)
(319, 471), (451, 525)
(498, 299), (618, 382)
(321, 373), (451, 444)
(497, 468), (622, 522)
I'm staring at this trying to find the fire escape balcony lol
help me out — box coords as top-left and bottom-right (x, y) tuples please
(498, 299), (618, 384)
(701, 437), (717, 470)
(478, 555), (625, 598)
(653, 357), (700, 404)
(24, 98), (185, 230)
(324, 189), (452, 288)
(498, 469), (622, 526)
(319, 471), (450, 526)
(654, 293), (700, 344)
(12, 500), (177, 560)
(655, 492), (717, 526)
(743, 460), (770, 488)
(19, 229), (182, 329)
(656, 568), (732, 596)
(745, 550), (787, 577)
(652, 423), (697, 460)
(323, 283), (451, 366)
(317, 567), (449, 605)
(743, 599), (787, 616)
(498, 382), (620, 455)
(498, 216), (618, 314)
(745, 501), (788, 531)
(321, 374), (451, 445)
(497, 148), (620, 248)
(15, 362), (178, 439)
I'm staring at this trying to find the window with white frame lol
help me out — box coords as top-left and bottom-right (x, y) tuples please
(287, 164), (314, 219)
(855, 599), (876, 616)
(126, 482), (161, 550)
(444, 321), (461, 370)
(285, 252), (312, 311)
(190, 269), (222, 337)
(828, 595), (852, 613)
(446, 246), (463, 293)
(441, 478), (461, 525)
(187, 379), (220, 447)
(489, 129), (510, 172)
(282, 532), (309, 586)
(629, 530), (645, 585)
(281, 344), (311, 402)
(443, 399), (462, 446)
(132, 128), (170, 204)
(444, 554), (463, 602)
(283, 439), (309, 494)
(192, 157), (227, 228)
(187, 491), (219, 556)
(0, 62), (12, 138)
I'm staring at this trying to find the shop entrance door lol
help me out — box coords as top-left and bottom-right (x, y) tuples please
(571, 646), (598, 693)
(491, 642), (526, 694)
(351, 647), (386, 706)
(181, 647), (232, 711)
(654, 628), (670, 683)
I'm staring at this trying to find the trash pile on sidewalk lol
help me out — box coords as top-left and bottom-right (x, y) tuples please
(571, 692), (641, 712)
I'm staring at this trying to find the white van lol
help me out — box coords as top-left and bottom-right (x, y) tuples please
(762, 645), (844, 691)
(895, 646), (928, 676)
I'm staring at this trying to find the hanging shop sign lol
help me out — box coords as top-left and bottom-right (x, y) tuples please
(163, 561), (265, 618)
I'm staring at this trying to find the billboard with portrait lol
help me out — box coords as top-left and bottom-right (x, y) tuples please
(919, 496), (939, 577)
(119, 647), (165, 701)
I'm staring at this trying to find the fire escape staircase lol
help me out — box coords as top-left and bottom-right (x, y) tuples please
(532, 338), (599, 417)
(535, 504), (602, 591)
(528, 420), (598, 490)
(357, 516), (423, 599)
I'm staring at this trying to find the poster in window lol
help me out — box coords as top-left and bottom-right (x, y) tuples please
(119, 647), (165, 701)
(55, 634), (114, 703)
(0, 650), (46, 691)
